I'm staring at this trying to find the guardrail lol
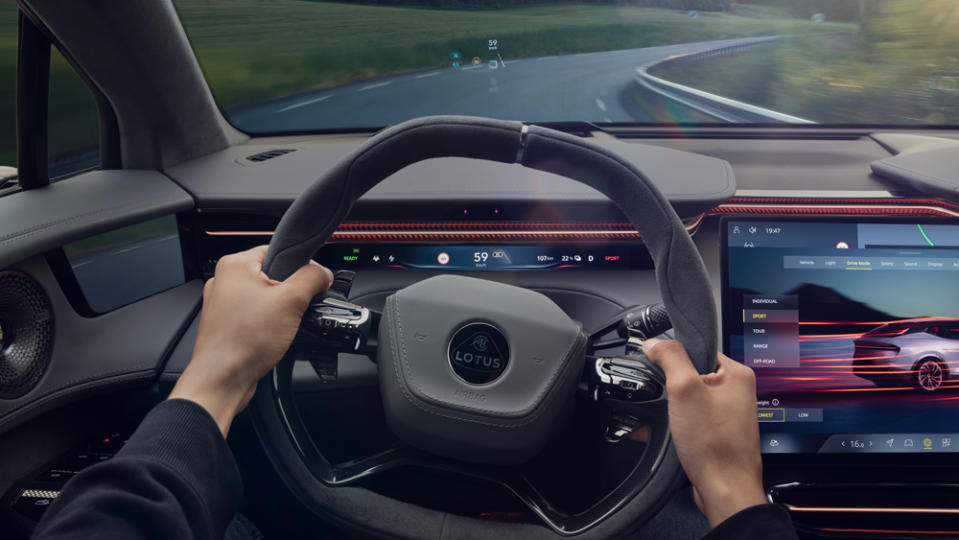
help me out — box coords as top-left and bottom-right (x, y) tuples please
(636, 37), (815, 124)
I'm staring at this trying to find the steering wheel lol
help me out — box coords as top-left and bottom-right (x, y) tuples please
(248, 116), (718, 539)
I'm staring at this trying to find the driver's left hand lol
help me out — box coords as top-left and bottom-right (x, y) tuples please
(169, 245), (333, 437)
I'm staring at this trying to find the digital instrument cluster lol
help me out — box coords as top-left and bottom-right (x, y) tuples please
(314, 244), (651, 271)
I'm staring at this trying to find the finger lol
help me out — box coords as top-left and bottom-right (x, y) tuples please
(243, 245), (270, 273)
(215, 245), (270, 277)
(242, 245), (270, 262)
(718, 353), (757, 389)
(283, 261), (334, 304)
(701, 354), (731, 385)
(644, 338), (704, 396)
(692, 486), (706, 515)
(203, 277), (215, 300)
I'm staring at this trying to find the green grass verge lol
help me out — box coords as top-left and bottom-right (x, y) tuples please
(649, 34), (959, 124)
(62, 215), (179, 260)
(648, 0), (959, 125)
(173, 0), (854, 109)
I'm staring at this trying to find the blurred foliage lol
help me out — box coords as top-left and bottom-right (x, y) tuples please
(652, 0), (959, 124)
(737, 0), (870, 22)
(0, 4), (16, 168)
(317, 0), (732, 11)
(0, 4), (99, 174)
(47, 48), (101, 176)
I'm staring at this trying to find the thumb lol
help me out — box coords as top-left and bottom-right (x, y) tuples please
(644, 338), (703, 394)
(283, 261), (334, 304)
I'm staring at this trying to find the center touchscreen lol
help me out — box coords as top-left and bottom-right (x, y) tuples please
(723, 219), (959, 454)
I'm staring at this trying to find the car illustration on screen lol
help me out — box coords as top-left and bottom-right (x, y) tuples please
(853, 320), (959, 392)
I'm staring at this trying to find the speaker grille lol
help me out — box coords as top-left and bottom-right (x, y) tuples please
(0, 271), (53, 398)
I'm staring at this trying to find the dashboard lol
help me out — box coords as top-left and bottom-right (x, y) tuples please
(42, 192), (959, 461)
(6, 129), (959, 539)
(190, 205), (959, 461)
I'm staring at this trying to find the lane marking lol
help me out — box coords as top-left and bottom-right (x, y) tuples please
(595, 98), (607, 112)
(414, 71), (441, 79)
(359, 81), (392, 92)
(461, 64), (484, 71)
(145, 234), (181, 246)
(604, 117), (612, 123)
(112, 246), (140, 255)
(71, 261), (93, 269)
(275, 94), (332, 113)
(542, 56), (558, 61)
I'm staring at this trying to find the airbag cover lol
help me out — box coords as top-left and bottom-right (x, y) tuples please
(378, 275), (586, 464)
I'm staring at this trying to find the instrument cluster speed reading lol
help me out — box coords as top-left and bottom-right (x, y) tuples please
(317, 244), (644, 271)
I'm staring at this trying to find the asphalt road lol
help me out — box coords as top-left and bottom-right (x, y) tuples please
(228, 36), (773, 131)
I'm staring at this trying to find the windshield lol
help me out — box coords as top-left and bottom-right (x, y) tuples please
(174, 0), (959, 131)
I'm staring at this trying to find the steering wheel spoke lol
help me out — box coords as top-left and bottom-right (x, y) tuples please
(500, 397), (671, 535)
(323, 426), (674, 538)
(325, 445), (416, 485)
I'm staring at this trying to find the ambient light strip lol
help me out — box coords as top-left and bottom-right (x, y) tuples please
(815, 528), (959, 536)
(204, 215), (705, 241)
(204, 230), (648, 239)
(786, 505), (959, 515)
(710, 197), (959, 218)
(712, 204), (959, 218)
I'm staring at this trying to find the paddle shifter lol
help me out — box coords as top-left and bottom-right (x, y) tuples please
(588, 304), (672, 404)
(293, 270), (379, 382)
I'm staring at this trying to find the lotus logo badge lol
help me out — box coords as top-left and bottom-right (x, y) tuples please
(448, 323), (510, 384)
(470, 335), (489, 351)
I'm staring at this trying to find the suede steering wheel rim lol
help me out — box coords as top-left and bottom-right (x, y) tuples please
(248, 115), (718, 539)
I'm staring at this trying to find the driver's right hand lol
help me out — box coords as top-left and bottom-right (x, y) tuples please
(643, 338), (768, 527)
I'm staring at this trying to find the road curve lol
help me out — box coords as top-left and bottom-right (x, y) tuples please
(227, 36), (774, 131)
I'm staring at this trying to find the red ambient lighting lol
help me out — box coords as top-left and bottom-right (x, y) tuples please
(709, 197), (959, 218)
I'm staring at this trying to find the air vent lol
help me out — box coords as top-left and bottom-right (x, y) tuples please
(246, 148), (296, 162)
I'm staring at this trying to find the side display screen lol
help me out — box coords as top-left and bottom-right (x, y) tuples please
(723, 219), (959, 454)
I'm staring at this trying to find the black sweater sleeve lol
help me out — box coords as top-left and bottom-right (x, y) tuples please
(703, 503), (799, 540)
(32, 399), (243, 540)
